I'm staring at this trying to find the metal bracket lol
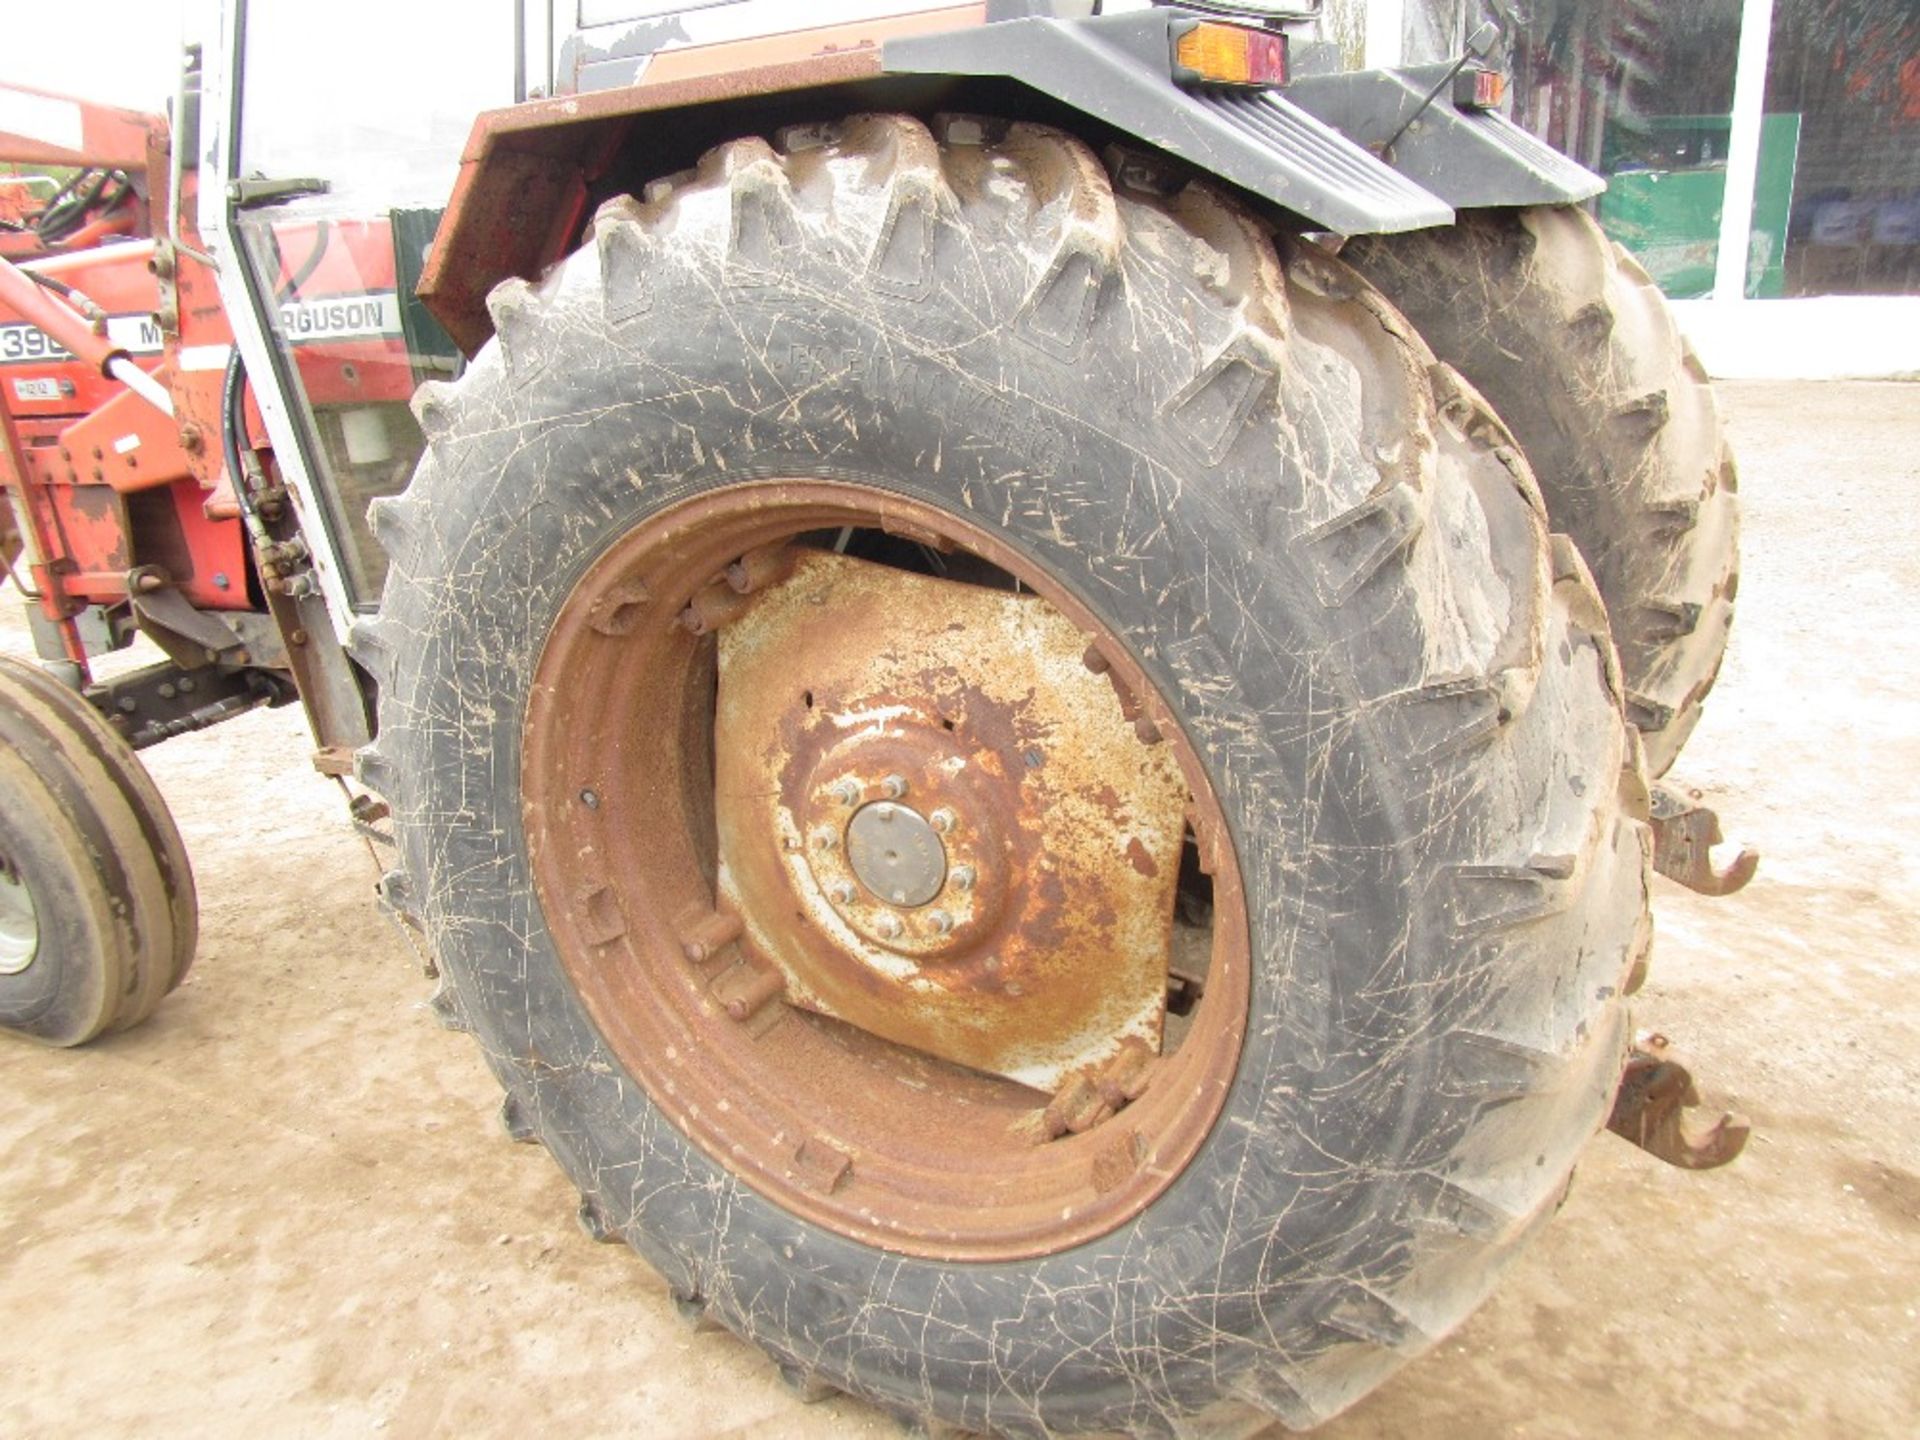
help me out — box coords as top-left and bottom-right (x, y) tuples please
(1608, 1032), (1750, 1170)
(226, 174), (331, 207)
(127, 567), (251, 669)
(1651, 782), (1760, 897)
(85, 658), (285, 750)
(349, 791), (394, 846)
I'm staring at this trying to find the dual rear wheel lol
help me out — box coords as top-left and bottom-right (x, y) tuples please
(1348, 205), (1740, 777)
(360, 115), (1653, 1433)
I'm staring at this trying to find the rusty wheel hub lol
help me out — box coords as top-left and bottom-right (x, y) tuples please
(523, 484), (1249, 1260)
(719, 550), (1188, 1091)
(798, 735), (1004, 957)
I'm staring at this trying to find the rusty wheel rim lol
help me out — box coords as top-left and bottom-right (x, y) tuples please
(523, 482), (1249, 1261)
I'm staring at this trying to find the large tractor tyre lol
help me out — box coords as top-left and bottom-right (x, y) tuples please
(0, 656), (197, 1044)
(359, 117), (1651, 1435)
(1346, 206), (1739, 776)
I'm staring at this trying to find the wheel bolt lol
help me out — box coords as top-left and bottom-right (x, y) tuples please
(950, 865), (976, 892)
(875, 913), (903, 939)
(881, 774), (909, 799)
(829, 881), (856, 905)
(930, 808), (956, 834)
(830, 779), (861, 806)
(812, 827), (839, 851)
(928, 909), (954, 936)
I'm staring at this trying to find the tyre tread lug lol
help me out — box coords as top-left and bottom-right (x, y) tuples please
(1294, 481), (1425, 606)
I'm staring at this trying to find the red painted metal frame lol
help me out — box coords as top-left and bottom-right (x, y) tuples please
(0, 81), (160, 172)
(0, 254), (124, 377)
(1, 241), (165, 421)
(0, 82), (157, 262)
(0, 119), (419, 651)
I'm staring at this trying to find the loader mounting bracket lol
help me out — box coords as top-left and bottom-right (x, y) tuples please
(85, 658), (288, 750)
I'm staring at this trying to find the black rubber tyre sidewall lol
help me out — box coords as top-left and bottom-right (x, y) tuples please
(0, 655), (197, 992)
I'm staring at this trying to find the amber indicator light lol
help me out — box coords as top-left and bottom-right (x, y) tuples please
(1173, 22), (1291, 89)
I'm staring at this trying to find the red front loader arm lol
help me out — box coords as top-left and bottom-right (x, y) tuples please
(0, 80), (158, 261)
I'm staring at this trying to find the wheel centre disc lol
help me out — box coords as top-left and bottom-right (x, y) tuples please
(715, 548), (1191, 1091)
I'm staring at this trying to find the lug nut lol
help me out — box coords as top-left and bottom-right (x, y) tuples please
(950, 865), (976, 892)
(875, 913), (904, 940)
(829, 881), (856, 905)
(881, 774), (908, 799)
(930, 808), (956, 834)
(928, 909), (954, 936)
(812, 827), (839, 851)
(830, 779), (861, 806)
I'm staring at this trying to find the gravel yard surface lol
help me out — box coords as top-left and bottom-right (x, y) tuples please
(2, 380), (1915, 1438)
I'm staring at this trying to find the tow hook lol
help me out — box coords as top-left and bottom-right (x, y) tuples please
(1607, 1032), (1750, 1170)
(1650, 783), (1759, 897)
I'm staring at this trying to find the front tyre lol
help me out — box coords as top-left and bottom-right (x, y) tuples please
(0, 655), (197, 1044)
(362, 118), (1651, 1434)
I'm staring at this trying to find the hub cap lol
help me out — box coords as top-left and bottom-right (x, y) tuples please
(846, 802), (946, 908)
(0, 861), (38, 976)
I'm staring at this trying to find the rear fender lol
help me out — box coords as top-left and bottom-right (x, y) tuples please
(1283, 62), (1605, 210)
(419, 18), (1601, 359)
(422, 10), (1460, 354)
(881, 13), (1453, 234)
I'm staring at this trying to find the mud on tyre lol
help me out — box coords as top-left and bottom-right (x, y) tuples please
(1347, 205), (1740, 777)
(359, 117), (1652, 1434)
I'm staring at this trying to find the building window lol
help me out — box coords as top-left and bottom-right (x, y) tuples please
(1763, 0), (1920, 297)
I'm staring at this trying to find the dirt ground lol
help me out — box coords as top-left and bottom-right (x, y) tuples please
(1, 380), (1915, 1438)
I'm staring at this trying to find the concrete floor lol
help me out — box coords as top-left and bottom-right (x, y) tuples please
(1, 381), (1915, 1438)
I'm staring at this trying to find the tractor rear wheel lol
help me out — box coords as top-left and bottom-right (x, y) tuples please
(1347, 206), (1739, 776)
(361, 117), (1651, 1434)
(0, 655), (197, 1044)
